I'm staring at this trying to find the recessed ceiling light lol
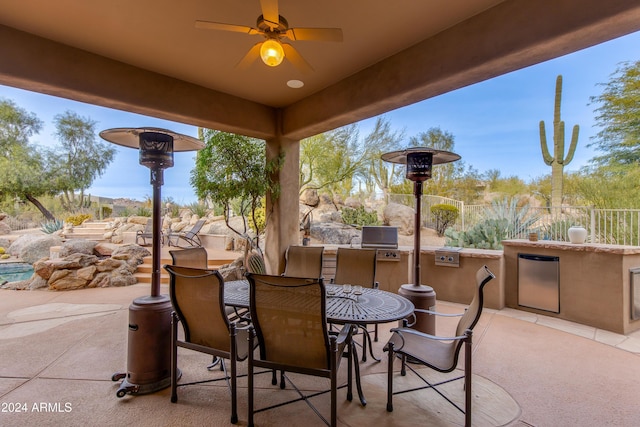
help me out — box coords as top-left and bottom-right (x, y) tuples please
(287, 80), (304, 89)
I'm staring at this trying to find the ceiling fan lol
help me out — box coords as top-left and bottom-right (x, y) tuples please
(195, 0), (343, 73)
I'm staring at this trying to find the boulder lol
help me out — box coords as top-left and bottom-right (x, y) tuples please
(111, 244), (151, 264)
(94, 242), (119, 257)
(8, 234), (64, 264)
(310, 223), (360, 245)
(59, 239), (97, 257)
(343, 197), (362, 209)
(300, 188), (320, 207)
(383, 202), (415, 236)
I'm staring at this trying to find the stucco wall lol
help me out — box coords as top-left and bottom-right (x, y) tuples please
(503, 239), (640, 334)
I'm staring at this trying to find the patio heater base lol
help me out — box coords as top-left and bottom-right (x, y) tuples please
(112, 295), (174, 397)
(398, 284), (436, 334)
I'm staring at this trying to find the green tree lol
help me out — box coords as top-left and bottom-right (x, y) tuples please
(0, 98), (57, 220)
(588, 60), (640, 166)
(572, 164), (640, 209)
(529, 174), (552, 208)
(300, 124), (362, 201)
(190, 129), (283, 249)
(362, 117), (405, 200)
(51, 111), (116, 212)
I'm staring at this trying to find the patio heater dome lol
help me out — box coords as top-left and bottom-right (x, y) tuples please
(381, 147), (460, 333)
(100, 127), (203, 398)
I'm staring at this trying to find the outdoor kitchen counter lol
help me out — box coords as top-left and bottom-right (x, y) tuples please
(321, 245), (505, 310)
(502, 239), (640, 334)
(418, 246), (504, 310)
(321, 245), (411, 293)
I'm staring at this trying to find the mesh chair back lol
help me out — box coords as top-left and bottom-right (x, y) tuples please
(169, 247), (208, 269)
(333, 248), (377, 287)
(166, 265), (231, 352)
(282, 245), (324, 278)
(247, 273), (329, 370)
(184, 219), (205, 239)
(455, 265), (495, 336)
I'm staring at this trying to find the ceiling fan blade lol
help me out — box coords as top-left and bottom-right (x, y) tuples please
(285, 27), (343, 42)
(282, 43), (313, 74)
(259, 0), (279, 26)
(195, 20), (261, 35)
(236, 42), (263, 69)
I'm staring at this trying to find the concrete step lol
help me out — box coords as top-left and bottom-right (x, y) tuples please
(133, 253), (239, 285)
(64, 221), (111, 241)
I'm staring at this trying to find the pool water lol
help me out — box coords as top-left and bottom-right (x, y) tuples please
(0, 263), (34, 283)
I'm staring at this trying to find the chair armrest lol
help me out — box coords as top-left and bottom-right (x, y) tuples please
(333, 323), (354, 346)
(389, 326), (468, 342)
(414, 307), (464, 317)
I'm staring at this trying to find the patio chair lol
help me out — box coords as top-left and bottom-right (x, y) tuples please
(331, 247), (379, 361)
(246, 273), (355, 427)
(169, 247), (208, 269)
(169, 247), (248, 347)
(384, 265), (495, 427)
(282, 245), (324, 278)
(164, 264), (253, 424)
(135, 219), (162, 246)
(167, 219), (205, 248)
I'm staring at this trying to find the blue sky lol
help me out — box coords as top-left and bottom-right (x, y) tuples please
(1, 30), (639, 204)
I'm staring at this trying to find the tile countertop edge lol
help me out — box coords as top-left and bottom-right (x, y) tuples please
(502, 239), (640, 254)
(320, 245), (503, 259)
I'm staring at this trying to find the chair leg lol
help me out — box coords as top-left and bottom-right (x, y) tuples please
(347, 339), (353, 402)
(331, 369), (337, 427)
(464, 332), (472, 427)
(230, 324), (238, 424)
(248, 329), (255, 427)
(386, 341), (394, 412)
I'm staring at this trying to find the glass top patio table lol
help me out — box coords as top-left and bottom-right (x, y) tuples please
(224, 280), (415, 325)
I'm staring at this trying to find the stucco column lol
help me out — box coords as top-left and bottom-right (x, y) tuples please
(264, 135), (300, 274)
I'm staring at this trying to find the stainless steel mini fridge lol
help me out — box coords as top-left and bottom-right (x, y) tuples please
(518, 254), (560, 313)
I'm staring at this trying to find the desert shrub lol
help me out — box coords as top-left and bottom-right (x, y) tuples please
(136, 207), (152, 217)
(65, 213), (92, 226)
(445, 219), (508, 249)
(430, 204), (459, 236)
(341, 206), (380, 227)
(187, 202), (208, 218)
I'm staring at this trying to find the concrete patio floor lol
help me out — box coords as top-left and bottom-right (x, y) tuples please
(1, 279), (640, 426)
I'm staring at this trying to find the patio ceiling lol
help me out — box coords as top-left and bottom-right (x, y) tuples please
(0, 0), (639, 141)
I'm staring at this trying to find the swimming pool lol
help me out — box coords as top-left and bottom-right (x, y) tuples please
(0, 263), (34, 283)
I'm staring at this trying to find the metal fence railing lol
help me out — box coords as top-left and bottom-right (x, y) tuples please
(387, 194), (640, 246)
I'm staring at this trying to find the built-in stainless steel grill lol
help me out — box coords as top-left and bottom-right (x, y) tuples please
(361, 226), (400, 261)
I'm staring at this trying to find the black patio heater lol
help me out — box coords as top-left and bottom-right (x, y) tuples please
(100, 127), (203, 397)
(381, 147), (460, 333)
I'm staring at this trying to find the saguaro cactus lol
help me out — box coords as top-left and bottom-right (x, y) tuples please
(539, 75), (579, 209)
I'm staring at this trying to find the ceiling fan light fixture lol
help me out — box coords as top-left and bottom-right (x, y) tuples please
(260, 38), (285, 67)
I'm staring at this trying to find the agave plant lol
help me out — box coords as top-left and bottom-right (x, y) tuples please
(41, 219), (64, 234)
(482, 197), (540, 239)
(445, 197), (540, 249)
